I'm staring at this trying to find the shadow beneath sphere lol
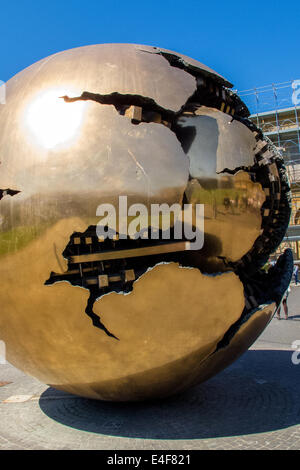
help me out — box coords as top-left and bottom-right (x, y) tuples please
(39, 349), (300, 440)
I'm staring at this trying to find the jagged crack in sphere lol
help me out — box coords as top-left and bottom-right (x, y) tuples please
(0, 44), (293, 401)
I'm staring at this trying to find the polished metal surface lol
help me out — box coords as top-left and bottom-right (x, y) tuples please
(70, 241), (190, 264)
(0, 44), (291, 401)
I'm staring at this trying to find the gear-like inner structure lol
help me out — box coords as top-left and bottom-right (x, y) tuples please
(0, 44), (293, 401)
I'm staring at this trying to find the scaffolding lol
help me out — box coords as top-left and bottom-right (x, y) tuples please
(237, 81), (300, 165)
(237, 81), (300, 254)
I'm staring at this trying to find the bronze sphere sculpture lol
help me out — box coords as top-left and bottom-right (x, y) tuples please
(0, 44), (292, 400)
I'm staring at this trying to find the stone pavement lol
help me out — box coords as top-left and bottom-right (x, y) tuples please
(0, 287), (300, 450)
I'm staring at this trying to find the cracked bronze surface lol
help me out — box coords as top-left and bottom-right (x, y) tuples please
(0, 44), (293, 400)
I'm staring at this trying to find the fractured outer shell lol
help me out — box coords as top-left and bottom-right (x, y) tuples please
(82, 302), (277, 401)
(184, 172), (266, 264)
(177, 106), (257, 176)
(179, 302), (276, 393)
(0, 43), (292, 401)
(138, 45), (232, 87)
(50, 264), (246, 400)
(177, 107), (266, 264)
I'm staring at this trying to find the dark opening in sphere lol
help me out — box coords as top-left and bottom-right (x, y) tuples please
(0, 44), (292, 400)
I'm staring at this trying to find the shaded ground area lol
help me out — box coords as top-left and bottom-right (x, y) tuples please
(0, 287), (300, 450)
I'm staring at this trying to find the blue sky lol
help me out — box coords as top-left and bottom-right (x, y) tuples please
(1, 0), (299, 92)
